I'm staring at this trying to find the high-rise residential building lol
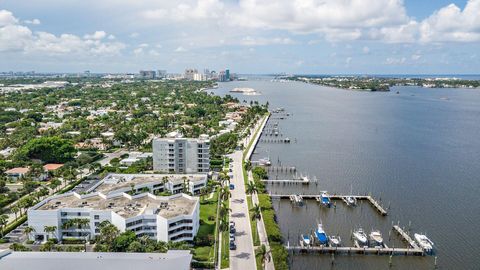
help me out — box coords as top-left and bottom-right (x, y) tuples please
(153, 132), (210, 173)
(184, 69), (198, 80)
(157, 70), (167, 78)
(225, 69), (230, 81)
(218, 71), (227, 82)
(139, 70), (156, 79)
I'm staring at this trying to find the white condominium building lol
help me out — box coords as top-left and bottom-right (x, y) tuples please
(89, 173), (208, 195)
(153, 132), (210, 174)
(27, 192), (199, 243)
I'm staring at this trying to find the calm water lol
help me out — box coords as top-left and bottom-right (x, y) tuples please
(213, 78), (480, 270)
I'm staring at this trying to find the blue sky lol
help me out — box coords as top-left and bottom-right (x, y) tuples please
(0, 0), (479, 74)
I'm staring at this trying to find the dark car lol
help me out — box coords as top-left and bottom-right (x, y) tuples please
(229, 242), (237, 250)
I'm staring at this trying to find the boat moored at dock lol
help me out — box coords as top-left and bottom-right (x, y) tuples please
(301, 234), (312, 246)
(320, 191), (331, 207)
(414, 233), (434, 253)
(369, 230), (384, 247)
(353, 228), (368, 247)
(315, 224), (328, 245)
(329, 235), (341, 247)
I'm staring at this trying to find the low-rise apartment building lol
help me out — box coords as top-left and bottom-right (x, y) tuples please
(27, 192), (199, 243)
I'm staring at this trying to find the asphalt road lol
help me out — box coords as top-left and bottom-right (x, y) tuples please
(229, 150), (257, 270)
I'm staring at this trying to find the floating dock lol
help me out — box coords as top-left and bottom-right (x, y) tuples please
(270, 194), (388, 216)
(286, 225), (425, 256)
(286, 244), (424, 256)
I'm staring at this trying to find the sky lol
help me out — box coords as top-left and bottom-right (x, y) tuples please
(0, 0), (479, 74)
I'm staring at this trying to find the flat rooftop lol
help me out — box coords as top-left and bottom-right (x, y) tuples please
(36, 192), (197, 219)
(95, 173), (207, 194)
(0, 250), (192, 270)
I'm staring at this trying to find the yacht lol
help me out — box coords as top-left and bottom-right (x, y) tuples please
(315, 224), (328, 245)
(369, 230), (384, 247)
(414, 233), (434, 252)
(301, 234), (311, 246)
(353, 228), (368, 246)
(346, 196), (356, 206)
(329, 235), (341, 247)
(320, 192), (331, 207)
(258, 158), (271, 166)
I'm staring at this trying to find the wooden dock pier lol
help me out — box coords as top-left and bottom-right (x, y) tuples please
(270, 194), (388, 216)
(265, 166), (297, 172)
(285, 244), (424, 256)
(393, 225), (420, 250)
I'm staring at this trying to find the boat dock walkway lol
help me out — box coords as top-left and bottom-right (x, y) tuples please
(265, 166), (297, 172)
(393, 225), (420, 250)
(285, 244), (424, 256)
(270, 194), (388, 216)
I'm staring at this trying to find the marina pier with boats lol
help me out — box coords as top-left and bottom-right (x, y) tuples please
(249, 107), (436, 265)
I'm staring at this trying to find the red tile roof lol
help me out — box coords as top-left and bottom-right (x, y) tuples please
(43, 164), (64, 171)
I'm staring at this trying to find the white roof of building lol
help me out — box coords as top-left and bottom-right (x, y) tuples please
(0, 250), (192, 270)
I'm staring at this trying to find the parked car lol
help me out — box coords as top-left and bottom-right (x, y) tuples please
(229, 183), (235, 190)
(229, 242), (237, 250)
(230, 226), (236, 234)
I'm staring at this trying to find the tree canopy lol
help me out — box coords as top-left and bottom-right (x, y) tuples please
(16, 136), (76, 163)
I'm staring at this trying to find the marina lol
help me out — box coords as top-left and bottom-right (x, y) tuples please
(271, 194), (388, 216)
(214, 79), (480, 269)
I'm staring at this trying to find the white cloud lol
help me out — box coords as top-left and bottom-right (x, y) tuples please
(385, 57), (406, 65)
(129, 32), (139, 38)
(149, 49), (160, 56)
(84, 30), (106, 40)
(411, 53), (422, 60)
(0, 10), (124, 56)
(419, 0), (480, 42)
(133, 47), (143, 55)
(0, 10), (18, 27)
(175, 46), (187, 52)
(24, 19), (41, 25)
(240, 36), (295, 46)
(141, 0), (224, 21)
(362, 46), (370, 54)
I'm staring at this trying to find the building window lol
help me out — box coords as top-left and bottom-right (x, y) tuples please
(94, 215), (99, 219)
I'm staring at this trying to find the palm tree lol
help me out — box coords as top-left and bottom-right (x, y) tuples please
(250, 203), (262, 221)
(182, 176), (188, 193)
(218, 202), (231, 232)
(24, 226), (35, 240)
(256, 244), (271, 269)
(246, 182), (258, 195)
(11, 206), (20, 220)
(0, 214), (8, 237)
(220, 186), (231, 201)
(43, 225), (57, 240)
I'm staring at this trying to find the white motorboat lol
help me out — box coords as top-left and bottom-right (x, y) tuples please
(414, 233), (434, 252)
(346, 196), (356, 206)
(369, 230), (384, 246)
(353, 228), (368, 246)
(301, 234), (311, 246)
(329, 235), (341, 247)
(258, 158), (271, 166)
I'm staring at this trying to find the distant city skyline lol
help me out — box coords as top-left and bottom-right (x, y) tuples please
(1, 0), (480, 74)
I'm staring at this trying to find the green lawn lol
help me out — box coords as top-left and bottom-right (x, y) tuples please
(193, 189), (219, 264)
(247, 195), (260, 246)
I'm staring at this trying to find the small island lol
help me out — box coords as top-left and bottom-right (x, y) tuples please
(286, 75), (480, 92)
